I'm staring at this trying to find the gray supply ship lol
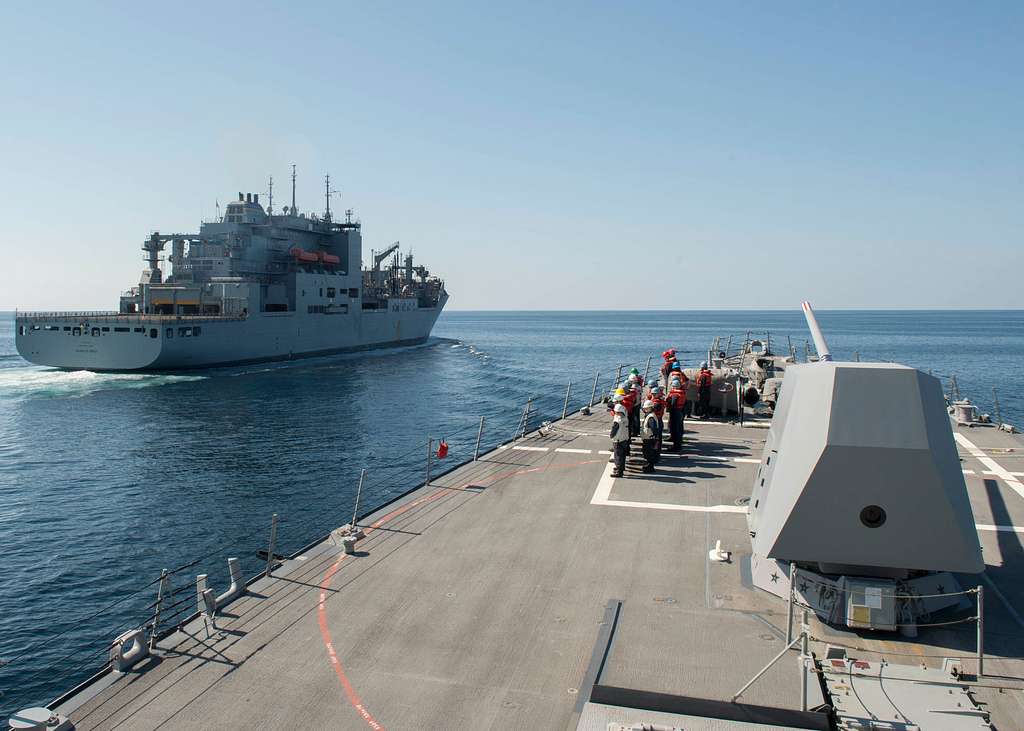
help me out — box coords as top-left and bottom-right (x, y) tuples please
(15, 171), (448, 371)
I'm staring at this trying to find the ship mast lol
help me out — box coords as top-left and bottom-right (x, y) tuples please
(324, 174), (340, 222)
(291, 164), (297, 215)
(267, 176), (274, 215)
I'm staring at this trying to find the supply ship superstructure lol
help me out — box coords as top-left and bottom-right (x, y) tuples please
(15, 173), (448, 371)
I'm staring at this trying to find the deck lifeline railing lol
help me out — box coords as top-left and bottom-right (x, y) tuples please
(0, 354), (650, 718)
(16, 311), (247, 323)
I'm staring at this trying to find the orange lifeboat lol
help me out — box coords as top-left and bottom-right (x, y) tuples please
(318, 251), (341, 265)
(289, 247), (319, 263)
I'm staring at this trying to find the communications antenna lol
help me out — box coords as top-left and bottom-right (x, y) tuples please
(267, 176), (274, 215)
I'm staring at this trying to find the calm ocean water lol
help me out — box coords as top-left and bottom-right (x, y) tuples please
(0, 309), (1021, 714)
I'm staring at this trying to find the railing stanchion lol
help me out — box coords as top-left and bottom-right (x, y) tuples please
(561, 381), (572, 419)
(522, 398), (533, 438)
(352, 468), (366, 527)
(786, 562), (795, 644)
(977, 584), (985, 677)
(149, 569), (169, 650)
(737, 374), (744, 427)
(474, 416), (485, 461)
(799, 609), (809, 711)
(993, 388), (1003, 428)
(264, 513), (278, 578)
(589, 371), (601, 406)
(613, 364), (623, 390)
(426, 438), (433, 485)
(642, 354), (652, 384)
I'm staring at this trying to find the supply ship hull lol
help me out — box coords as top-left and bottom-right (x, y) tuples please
(15, 178), (449, 371)
(15, 296), (447, 371)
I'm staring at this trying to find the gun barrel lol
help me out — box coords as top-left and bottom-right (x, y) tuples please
(801, 301), (833, 362)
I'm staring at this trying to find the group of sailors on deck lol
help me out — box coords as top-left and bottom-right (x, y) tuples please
(607, 349), (714, 478)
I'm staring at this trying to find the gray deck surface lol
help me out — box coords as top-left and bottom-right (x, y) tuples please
(55, 411), (1024, 730)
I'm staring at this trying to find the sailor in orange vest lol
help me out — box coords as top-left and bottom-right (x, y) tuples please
(666, 377), (687, 452)
(696, 362), (714, 420)
(619, 383), (636, 453)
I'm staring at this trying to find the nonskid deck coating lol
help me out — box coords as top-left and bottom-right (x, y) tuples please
(56, 410), (1024, 730)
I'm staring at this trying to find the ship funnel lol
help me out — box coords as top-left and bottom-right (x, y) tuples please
(254, 193), (259, 204)
(246, 193), (252, 203)
(801, 301), (832, 362)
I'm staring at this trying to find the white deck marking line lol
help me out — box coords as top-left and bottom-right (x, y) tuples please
(733, 458), (761, 464)
(954, 432), (1024, 501)
(983, 470), (1024, 477)
(554, 448), (592, 454)
(512, 446), (549, 452)
(976, 523), (1024, 534)
(590, 462), (747, 514)
(963, 469), (976, 475)
(597, 450), (612, 455)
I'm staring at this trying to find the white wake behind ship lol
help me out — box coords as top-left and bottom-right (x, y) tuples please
(15, 172), (448, 371)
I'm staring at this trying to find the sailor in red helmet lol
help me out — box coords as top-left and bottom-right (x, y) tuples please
(659, 349), (678, 388)
(696, 361), (714, 420)
(666, 376), (687, 452)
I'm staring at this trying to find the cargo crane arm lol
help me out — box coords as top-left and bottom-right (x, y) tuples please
(372, 242), (400, 272)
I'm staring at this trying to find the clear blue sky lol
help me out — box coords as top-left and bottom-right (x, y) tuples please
(2, 1), (1020, 310)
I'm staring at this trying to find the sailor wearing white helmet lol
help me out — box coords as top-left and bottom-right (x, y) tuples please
(609, 402), (630, 478)
(640, 400), (660, 473)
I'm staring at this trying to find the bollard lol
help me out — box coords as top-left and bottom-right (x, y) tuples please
(196, 574), (209, 615)
(352, 468), (366, 527)
(589, 371), (601, 406)
(264, 513), (278, 577)
(977, 584), (985, 677)
(426, 438), (433, 485)
(215, 558), (244, 608)
(561, 381), (572, 419)
(474, 416), (485, 461)
(149, 569), (170, 650)
(201, 588), (217, 636)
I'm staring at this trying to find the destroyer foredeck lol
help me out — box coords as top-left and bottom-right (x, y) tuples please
(55, 411), (1024, 730)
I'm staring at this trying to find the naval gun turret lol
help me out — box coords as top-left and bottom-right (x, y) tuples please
(747, 302), (983, 633)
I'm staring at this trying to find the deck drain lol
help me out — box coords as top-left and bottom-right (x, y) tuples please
(446, 592), (455, 598)
(567, 688), (578, 695)
(653, 596), (677, 604)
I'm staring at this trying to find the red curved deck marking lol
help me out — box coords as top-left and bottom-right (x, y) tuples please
(316, 457), (602, 728)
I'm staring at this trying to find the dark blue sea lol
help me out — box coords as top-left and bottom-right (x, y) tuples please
(1, 309), (1022, 715)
